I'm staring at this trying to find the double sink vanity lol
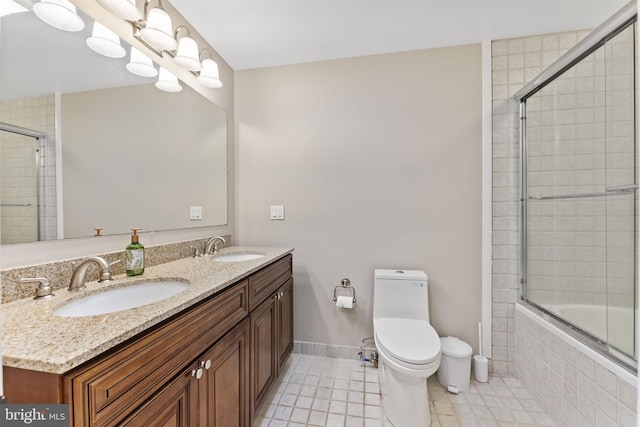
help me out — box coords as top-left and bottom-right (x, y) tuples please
(3, 246), (294, 426)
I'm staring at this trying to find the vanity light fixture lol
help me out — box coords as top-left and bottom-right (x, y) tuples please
(0, 0), (27, 17)
(137, 0), (176, 52)
(173, 26), (202, 72)
(33, 0), (84, 32)
(126, 47), (158, 77)
(197, 57), (223, 89)
(155, 67), (182, 92)
(95, 0), (223, 90)
(86, 20), (126, 58)
(96, 0), (141, 22)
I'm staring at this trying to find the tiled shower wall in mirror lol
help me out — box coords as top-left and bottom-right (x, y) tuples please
(0, 95), (57, 244)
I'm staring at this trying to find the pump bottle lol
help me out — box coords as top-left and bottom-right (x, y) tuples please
(126, 228), (144, 276)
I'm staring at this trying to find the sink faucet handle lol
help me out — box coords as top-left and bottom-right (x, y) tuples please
(99, 260), (120, 282)
(190, 246), (202, 258)
(99, 259), (121, 282)
(21, 277), (54, 300)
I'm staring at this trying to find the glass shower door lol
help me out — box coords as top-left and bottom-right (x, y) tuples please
(0, 130), (40, 244)
(604, 23), (636, 360)
(523, 21), (637, 363)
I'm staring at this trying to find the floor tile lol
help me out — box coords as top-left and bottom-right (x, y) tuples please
(254, 353), (557, 426)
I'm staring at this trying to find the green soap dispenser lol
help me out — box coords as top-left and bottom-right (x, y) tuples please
(126, 228), (145, 276)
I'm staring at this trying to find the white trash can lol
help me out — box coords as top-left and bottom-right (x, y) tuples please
(437, 336), (472, 393)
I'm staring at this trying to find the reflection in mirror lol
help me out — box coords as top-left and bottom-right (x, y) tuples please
(0, 123), (44, 244)
(0, 5), (227, 245)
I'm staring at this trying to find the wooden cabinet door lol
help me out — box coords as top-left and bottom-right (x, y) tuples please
(120, 366), (199, 427)
(199, 319), (250, 427)
(249, 294), (277, 419)
(277, 278), (294, 370)
(65, 282), (248, 427)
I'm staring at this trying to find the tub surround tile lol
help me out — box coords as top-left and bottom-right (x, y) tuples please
(515, 303), (637, 426)
(2, 246), (293, 373)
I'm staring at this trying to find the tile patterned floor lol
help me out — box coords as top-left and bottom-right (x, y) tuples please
(253, 353), (557, 427)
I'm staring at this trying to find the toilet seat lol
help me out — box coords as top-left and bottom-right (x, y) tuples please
(374, 318), (441, 369)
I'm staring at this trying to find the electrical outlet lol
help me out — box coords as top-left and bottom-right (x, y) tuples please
(270, 205), (284, 220)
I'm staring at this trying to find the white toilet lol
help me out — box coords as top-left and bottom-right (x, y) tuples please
(373, 269), (441, 427)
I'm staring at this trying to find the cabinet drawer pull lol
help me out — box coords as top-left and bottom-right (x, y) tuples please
(201, 360), (212, 370)
(192, 368), (203, 380)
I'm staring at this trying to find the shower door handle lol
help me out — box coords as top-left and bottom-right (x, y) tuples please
(605, 184), (638, 193)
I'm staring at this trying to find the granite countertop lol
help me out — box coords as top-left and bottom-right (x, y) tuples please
(1, 246), (293, 374)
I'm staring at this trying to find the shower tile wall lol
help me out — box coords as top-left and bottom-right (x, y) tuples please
(491, 29), (592, 376)
(0, 96), (57, 244)
(493, 26), (638, 427)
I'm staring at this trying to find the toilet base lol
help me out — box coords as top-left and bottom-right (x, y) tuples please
(378, 359), (432, 427)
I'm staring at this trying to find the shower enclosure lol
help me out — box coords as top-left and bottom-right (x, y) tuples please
(0, 122), (45, 244)
(517, 5), (637, 369)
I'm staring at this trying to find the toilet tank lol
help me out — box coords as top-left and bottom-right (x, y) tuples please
(373, 269), (430, 322)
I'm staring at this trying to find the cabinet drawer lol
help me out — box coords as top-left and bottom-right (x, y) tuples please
(248, 255), (292, 311)
(66, 281), (248, 427)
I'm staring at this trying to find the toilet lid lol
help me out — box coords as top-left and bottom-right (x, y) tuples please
(375, 318), (441, 365)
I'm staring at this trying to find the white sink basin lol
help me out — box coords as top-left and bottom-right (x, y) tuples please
(54, 280), (189, 317)
(211, 252), (265, 262)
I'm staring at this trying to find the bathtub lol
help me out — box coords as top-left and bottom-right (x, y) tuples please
(544, 303), (636, 358)
(516, 302), (637, 385)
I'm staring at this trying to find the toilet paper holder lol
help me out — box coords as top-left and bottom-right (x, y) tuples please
(333, 278), (356, 303)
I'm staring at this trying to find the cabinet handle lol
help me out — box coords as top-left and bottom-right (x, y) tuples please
(201, 359), (212, 370)
(192, 368), (203, 380)
(280, 291), (284, 298)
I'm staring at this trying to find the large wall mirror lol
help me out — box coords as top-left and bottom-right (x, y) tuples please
(0, 5), (228, 244)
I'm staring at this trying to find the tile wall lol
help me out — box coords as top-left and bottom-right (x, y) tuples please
(0, 95), (57, 244)
(516, 304), (637, 426)
(493, 26), (638, 426)
(491, 29), (592, 376)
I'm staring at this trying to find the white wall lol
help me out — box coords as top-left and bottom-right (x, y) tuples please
(235, 45), (483, 350)
(61, 83), (227, 238)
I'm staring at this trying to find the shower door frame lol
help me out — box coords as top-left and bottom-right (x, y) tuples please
(0, 121), (45, 243)
(516, 3), (638, 373)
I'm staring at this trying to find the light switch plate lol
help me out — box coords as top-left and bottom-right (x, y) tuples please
(190, 206), (202, 220)
(270, 205), (284, 220)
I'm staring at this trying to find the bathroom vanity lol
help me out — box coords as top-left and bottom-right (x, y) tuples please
(2, 247), (293, 426)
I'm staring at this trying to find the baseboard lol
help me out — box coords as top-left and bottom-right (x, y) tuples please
(293, 340), (377, 360)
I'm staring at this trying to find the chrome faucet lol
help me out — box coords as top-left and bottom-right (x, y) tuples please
(69, 257), (117, 291)
(204, 236), (227, 255)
